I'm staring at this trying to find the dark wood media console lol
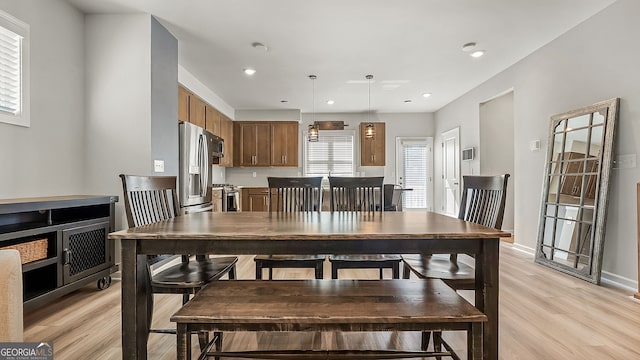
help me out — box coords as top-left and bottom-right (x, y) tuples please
(0, 195), (118, 312)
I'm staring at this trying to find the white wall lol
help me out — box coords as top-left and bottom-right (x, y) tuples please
(84, 14), (179, 233)
(0, 0), (85, 198)
(434, 0), (640, 287)
(479, 92), (515, 232)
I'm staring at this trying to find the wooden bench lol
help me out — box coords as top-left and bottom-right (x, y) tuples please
(171, 279), (487, 360)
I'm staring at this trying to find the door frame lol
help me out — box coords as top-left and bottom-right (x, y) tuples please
(395, 136), (433, 211)
(441, 127), (460, 216)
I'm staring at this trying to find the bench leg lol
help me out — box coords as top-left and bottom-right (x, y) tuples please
(177, 323), (190, 360)
(315, 261), (323, 279)
(331, 264), (339, 279)
(469, 323), (483, 360)
(228, 264), (236, 280)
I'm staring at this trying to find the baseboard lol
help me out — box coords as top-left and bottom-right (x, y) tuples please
(601, 271), (638, 293)
(508, 242), (637, 293)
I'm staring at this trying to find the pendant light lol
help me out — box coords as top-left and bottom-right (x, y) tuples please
(307, 75), (319, 142)
(364, 74), (376, 139)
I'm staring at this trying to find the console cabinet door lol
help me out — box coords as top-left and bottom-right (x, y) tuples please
(62, 220), (111, 285)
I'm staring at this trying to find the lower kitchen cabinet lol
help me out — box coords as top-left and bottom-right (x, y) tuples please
(0, 195), (118, 312)
(240, 187), (272, 212)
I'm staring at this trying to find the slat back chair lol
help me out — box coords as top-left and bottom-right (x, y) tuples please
(119, 174), (237, 346)
(329, 176), (383, 212)
(254, 177), (325, 279)
(328, 176), (402, 279)
(402, 174), (509, 353)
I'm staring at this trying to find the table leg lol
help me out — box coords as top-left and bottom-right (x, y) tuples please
(476, 238), (499, 360)
(121, 239), (149, 360)
(176, 323), (189, 360)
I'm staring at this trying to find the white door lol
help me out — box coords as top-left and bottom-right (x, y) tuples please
(395, 137), (433, 211)
(441, 127), (460, 216)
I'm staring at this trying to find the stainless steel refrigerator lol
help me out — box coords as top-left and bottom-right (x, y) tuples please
(178, 121), (223, 213)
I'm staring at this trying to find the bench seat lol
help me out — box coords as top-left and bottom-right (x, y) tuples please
(171, 279), (486, 360)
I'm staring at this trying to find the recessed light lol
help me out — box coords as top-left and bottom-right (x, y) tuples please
(327, 100), (335, 105)
(404, 99), (412, 103)
(422, 93), (432, 98)
(244, 68), (256, 75)
(470, 50), (485, 58)
(462, 42), (476, 52)
(280, 100), (288, 103)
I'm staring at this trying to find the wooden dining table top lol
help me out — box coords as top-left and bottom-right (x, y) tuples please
(109, 210), (508, 241)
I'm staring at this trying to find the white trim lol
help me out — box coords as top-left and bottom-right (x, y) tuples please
(395, 136), (434, 211)
(0, 10), (30, 128)
(600, 271), (637, 293)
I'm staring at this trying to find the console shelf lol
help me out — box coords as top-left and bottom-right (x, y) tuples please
(0, 195), (118, 312)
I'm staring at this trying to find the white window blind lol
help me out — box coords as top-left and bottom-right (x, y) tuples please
(0, 10), (28, 127)
(402, 143), (429, 209)
(0, 26), (21, 116)
(304, 132), (355, 177)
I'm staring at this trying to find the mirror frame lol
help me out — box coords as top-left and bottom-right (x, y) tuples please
(535, 98), (619, 284)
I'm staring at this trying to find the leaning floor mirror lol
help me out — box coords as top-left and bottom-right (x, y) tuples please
(535, 98), (619, 284)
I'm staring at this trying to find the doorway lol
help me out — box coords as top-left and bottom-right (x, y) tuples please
(395, 137), (433, 211)
(441, 127), (460, 217)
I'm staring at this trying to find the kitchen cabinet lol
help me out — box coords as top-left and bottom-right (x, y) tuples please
(212, 189), (223, 212)
(240, 187), (271, 212)
(220, 114), (234, 167)
(234, 122), (271, 166)
(270, 122), (299, 167)
(0, 196), (117, 312)
(189, 96), (206, 129)
(178, 86), (190, 122)
(205, 105), (221, 137)
(360, 122), (386, 166)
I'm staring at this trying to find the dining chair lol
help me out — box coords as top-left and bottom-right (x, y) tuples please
(254, 176), (325, 279)
(328, 176), (402, 279)
(402, 173), (510, 353)
(119, 174), (238, 348)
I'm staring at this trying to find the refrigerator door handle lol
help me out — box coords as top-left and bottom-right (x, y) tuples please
(201, 134), (209, 198)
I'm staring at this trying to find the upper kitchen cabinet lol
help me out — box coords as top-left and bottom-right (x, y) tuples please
(234, 122), (271, 166)
(205, 105), (221, 137)
(220, 114), (234, 167)
(188, 96), (206, 129)
(360, 122), (385, 166)
(270, 122), (299, 167)
(178, 86), (190, 122)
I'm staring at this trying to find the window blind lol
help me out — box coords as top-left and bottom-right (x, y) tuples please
(402, 143), (429, 209)
(305, 133), (354, 176)
(0, 25), (21, 115)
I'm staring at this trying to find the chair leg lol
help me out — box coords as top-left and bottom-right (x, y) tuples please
(421, 331), (431, 351)
(197, 331), (209, 351)
(255, 261), (262, 280)
(269, 267), (273, 280)
(214, 331), (223, 360)
(379, 267), (384, 279)
(228, 264), (236, 280)
(331, 264), (339, 279)
(182, 293), (190, 305)
(402, 262), (411, 279)
(433, 330), (443, 360)
(392, 263), (400, 279)
(315, 261), (323, 279)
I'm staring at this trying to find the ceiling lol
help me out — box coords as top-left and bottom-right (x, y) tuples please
(66, 0), (615, 114)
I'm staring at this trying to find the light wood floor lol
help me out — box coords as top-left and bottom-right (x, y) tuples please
(24, 243), (640, 359)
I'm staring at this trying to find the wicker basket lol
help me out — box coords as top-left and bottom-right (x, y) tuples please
(0, 238), (48, 264)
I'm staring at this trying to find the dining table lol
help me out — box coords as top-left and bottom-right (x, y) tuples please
(109, 210), (505, 360)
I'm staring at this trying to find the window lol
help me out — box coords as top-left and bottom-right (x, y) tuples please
(0, 11), (29, 127)
(304, 130), (355, 177)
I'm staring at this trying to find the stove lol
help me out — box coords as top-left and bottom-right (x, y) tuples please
(212, 184), (239, 211)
